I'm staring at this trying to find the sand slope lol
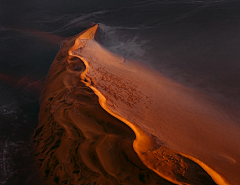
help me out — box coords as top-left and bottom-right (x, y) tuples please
(34, 25), (239, 185)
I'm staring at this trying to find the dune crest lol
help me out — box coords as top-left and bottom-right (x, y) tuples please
(34, 26), (174, 185)
(34, 25), (239, 185)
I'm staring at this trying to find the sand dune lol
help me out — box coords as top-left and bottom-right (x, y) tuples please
(34, 25), (240, 185)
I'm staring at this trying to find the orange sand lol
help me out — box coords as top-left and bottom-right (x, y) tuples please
(34, 25), (240, 185)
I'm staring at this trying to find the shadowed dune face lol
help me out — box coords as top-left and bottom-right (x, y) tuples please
(34, 25), (237, 185)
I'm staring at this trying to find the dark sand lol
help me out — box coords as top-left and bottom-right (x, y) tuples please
(34, 25), (239, 185)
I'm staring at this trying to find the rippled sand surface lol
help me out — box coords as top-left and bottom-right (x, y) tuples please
(34, 25), (240, 185)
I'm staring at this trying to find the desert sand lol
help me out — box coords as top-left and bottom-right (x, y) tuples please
(34, 25), (240, 185)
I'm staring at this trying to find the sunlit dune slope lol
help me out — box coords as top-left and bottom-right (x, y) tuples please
(34, 25), (239, 185)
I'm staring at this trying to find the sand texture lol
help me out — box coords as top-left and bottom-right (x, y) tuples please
(34, 25), (240, 185)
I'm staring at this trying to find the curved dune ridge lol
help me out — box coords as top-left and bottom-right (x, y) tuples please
(34, 25), (240, 185)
